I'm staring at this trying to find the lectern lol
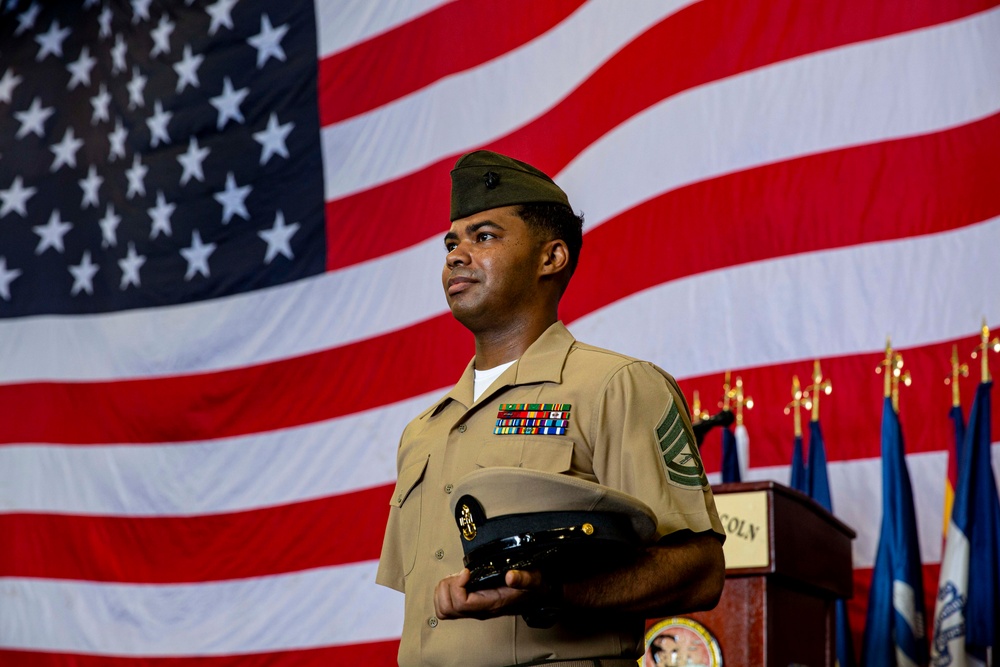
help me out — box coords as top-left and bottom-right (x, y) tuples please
(647, 481), (856, 667)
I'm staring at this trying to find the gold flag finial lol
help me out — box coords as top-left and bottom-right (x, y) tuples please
(691, 390), (710, 421)
(783, 375), (805, 437)
(969, 318), (999, 383)
(806, 359), (833, 422)
(876, 337), (911, 412)
(733, 376), (753, 426)
(721, 371), (732, 412)
(945, 344), (968, 408)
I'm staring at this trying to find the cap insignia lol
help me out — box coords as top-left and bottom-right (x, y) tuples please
(459, 503), (477, 541)
(494, 403), (571, 435)
(483, 171), (500, 189)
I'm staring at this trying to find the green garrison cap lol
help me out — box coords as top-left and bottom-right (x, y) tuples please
(450, 150), (571, 221)
(450, 467), (657, 593)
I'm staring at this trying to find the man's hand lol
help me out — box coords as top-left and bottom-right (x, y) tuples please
(434, 568), (548, 620)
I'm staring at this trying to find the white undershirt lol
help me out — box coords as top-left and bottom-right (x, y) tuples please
(473, 360), (516, 402)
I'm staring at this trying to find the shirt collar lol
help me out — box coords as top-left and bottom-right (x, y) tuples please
(429, 321), (575, 415)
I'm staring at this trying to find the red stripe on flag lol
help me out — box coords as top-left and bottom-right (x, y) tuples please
(317, 0), (586, 125)
(0, 641), (401, 667)
(323, 0), (998, 270)
(0, 485), (392, 582)
(561, 111), (1000, 324)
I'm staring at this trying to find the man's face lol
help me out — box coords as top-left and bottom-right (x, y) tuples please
(442, 206), (543, 332)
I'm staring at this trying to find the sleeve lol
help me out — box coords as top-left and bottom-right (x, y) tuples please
(590, 361), (726, 542)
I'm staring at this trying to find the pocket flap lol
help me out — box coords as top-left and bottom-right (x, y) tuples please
(390, 455), (429, 507)
(476, 437), (574, 473)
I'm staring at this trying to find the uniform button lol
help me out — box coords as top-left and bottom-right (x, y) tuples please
(396, 494), (403, 503)
(435, 549), (444, 560)
(444, 483), (453, 494)
(428, 616), (439, 628)
(458, 424), (467, 433)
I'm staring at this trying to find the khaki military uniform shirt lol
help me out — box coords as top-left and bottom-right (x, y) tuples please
(376, 322), (724, 667)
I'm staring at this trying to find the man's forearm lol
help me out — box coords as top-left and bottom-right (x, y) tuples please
(561, 532), (725, 617)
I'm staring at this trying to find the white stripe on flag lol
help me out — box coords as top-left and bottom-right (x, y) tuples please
(0, 561), (403, 654)
(563, 5), (1000, 228)
(316, 0), (452, 58)
(321, 0), (695, 200)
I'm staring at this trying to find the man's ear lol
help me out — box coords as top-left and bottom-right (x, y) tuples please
(538, 239), (570, 278)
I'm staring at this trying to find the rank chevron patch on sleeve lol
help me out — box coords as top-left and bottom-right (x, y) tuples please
(655, 402), (708, 489)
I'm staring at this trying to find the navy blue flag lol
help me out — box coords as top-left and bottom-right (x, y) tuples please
(721, 425), (741, 483)
(807, 419), (832, 510)
(0, 0), (325, 316)
(861, 397), (929, 666)
(806, 419), (857, 667)
(790, 433), (807, 493)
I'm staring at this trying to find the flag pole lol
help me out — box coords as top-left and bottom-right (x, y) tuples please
(733, 375), (753, 426)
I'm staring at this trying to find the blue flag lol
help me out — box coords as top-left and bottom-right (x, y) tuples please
(721, 425), (741, 483)
(861, 397), (929, 666)
(933, 381), (999, 665)
(808, 419), (833, 510)
(806, 419), (857, 667)
(790, 433), (808, 493)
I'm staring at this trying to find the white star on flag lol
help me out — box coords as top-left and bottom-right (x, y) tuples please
(173, 45), (203, 92)
(98, 6), (113, 38)
(181, 229), (216, 280)
(253, 112), (293, 165)
(78, 165), (103, 209)
(0, 256), (22, 301)
(258, 210), (300, 263)
(0, 175), (36, 218)
(213, 171), (251, 224)
(14, 2), (40, 37)
(69, 251), (99, 296)
(35, 20), (71, 61)
(118, 243), (146, 289)
(150, 15), (175, 57)
(33, 209), (73, 255)
(108, 118), (127, 161)
(131, 0), (152, 24)
(148, 191), (176, 239)
(99, 203), (121, 248)
(206, 0), (238, 36)
(177, 136), (210, 185)
(247, 14), (288, 69)
(15, 97), (54, 139)
(91, 84), (111, 124)
(111, 35), (127, 74)
(67, 46), (97, 90)
(125, 154), (148, 199)
(210, 76), (248, 129)
(50, 127), (84, 172)
(146, 100), (173, 147)
(128, 66), (147, 109)
(0, 69), (22, 104)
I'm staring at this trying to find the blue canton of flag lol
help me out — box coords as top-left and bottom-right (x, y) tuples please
(0, 0), (325, 317)
(862, 397), (929, 667)
(932, 381), (999, 667)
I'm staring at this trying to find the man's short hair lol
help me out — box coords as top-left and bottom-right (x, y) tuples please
(517, 202), (584, 278)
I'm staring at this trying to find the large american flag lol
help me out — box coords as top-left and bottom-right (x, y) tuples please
(1, 0), (998, 663)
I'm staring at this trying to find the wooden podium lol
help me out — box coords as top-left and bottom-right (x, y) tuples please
(650, 481), (856, 667)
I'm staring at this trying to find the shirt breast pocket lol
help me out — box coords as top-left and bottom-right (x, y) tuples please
(475, 437), (574, 473)
(390, 454), (429, 577)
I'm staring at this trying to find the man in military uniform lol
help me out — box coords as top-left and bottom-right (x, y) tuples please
(377, 150), (726, 666)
